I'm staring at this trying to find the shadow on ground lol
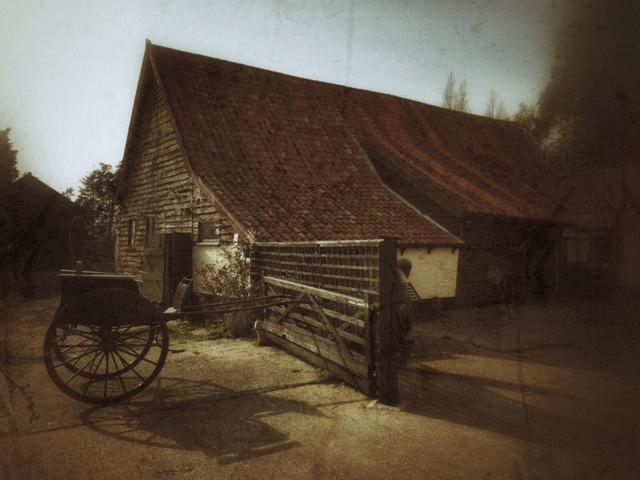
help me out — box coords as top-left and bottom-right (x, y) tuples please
(78, 377), (348, 465)
(399, 362), (591, 448)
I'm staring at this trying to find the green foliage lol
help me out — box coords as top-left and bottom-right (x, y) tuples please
(76, 163), (119, 239)
(514, 103), (538, 136)
(536, 1), (640, 168)
(196, 241), (256, 337)
(206, 326), (225, 339)
(196, 242), (254, 300)
(61, 187), (75, 199)
(0, 128), (18, 191)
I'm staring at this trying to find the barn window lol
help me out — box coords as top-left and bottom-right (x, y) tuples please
(127, 219), (136, 247)
(198, 221), (221, 243)
(144, 216), (156, 247)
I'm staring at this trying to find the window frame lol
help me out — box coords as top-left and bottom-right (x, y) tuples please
(197, 221), (221, 244)
(127, 219), (136, 248)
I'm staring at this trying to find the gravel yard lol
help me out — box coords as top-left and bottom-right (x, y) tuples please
(1, 292), (639, 479)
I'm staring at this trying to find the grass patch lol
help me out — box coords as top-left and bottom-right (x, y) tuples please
(206, 326), (225, 340)
(166, 321), (193, 336)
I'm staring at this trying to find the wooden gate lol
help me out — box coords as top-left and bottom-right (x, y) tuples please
(262, 275), (375, 395)
(251, 239), (399, 403)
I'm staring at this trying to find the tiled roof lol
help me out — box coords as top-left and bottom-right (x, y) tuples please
(342, 89), (555, 222)
(539, 167), (640, 230)
(146, 43), (551, 243)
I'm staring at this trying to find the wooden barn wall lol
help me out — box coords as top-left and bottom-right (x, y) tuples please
(456, 216), (558, 303)
(116, 78), (234, 278)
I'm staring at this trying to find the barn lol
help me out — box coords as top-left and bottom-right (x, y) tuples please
(0, 172), (81, 293)
(115, 41), (555, 304)
(540, 166), (640, 292)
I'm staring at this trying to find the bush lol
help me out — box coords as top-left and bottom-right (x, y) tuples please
(196, 241), (257, 338)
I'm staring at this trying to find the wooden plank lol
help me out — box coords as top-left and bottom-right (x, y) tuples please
(254, 239), (384, 248)
(294, 303), (365, 329)
(268, 306), (365, 346)
(272, 292), (307, 324)
(376, 238), (398, 405)
(252, 258), (378, 272)
(308, 294), (354, 361)
(265, 332), (372, 396)
(263, 319), (366, 376)
(253, 251), (381, 260)
(264, 276), (368, 308)
(363, 293), (376, 397)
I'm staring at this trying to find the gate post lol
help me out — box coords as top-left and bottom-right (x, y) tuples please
(376, 237), (398, 404)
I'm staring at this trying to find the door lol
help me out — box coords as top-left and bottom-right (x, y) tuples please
(164, 232), (193, 306)
(141, 234), (165, 302)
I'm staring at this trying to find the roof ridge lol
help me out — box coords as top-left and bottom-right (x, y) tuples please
(146, 41), (525, 127)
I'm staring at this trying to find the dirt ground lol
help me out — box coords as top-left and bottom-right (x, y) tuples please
(1, 292), (639, 480)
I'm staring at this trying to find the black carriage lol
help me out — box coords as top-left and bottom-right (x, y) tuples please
(43, 269), (299, 404)
(43, 270), (184, 404)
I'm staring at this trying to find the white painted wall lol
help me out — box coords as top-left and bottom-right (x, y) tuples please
(618, 232), (640, 289)
(398, 247), (459, 299)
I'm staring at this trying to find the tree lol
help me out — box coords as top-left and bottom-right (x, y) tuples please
(486, 90), (498, 118)
(455, 80), (469, 113)
(0, 128), (18, 191)
(486, 90), (509, 120)
(442, 72), (457, 110)
(61, 187), (75, 199)
(514, 102), (538, 135)
(536, 1), (640, 168)
(76, 163), (119, 239)
(441, 72), (469, 113)
(496, 100), (509, 120)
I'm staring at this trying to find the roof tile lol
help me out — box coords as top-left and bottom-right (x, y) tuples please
(147, 43), (550, 244)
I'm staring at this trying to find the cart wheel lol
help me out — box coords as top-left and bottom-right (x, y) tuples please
(43, 319), (169, 404)
(50, 322), (155, 379)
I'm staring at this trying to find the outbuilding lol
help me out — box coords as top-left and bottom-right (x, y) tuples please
(116, 41), (555, 304)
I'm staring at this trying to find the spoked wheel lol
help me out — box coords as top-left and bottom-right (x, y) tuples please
(49, 322), (155, 378)
(44, 319), (169, 403)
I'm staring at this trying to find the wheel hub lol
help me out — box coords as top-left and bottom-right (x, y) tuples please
(102, 333), (116, 353)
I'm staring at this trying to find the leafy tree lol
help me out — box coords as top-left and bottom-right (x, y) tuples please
(536, 1), (640, 168)
(0, 128), (18, 191)
(61, 187), (75, 199)
(76, 163), (119, 239)
(514, 102), (538, 135)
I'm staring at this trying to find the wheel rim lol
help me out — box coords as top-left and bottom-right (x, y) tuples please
(44, 320), (169, 404)
(50, 323), (155, 379)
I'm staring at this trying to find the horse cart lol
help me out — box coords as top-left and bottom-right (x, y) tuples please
(43, 270), (300, 404)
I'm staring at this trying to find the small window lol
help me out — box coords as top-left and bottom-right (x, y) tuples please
(198, 221), (220, 243)
(128, 219), (136, 247)
(144, 216), (156, 247)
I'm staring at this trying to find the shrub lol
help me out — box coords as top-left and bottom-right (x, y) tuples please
(196, 241), (257, 338)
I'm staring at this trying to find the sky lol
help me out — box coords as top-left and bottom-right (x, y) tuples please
(0, 0), (566, 192)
